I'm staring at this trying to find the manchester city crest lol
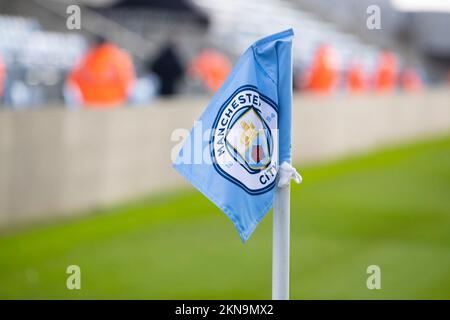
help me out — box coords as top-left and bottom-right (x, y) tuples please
(211, 86), (278, 195)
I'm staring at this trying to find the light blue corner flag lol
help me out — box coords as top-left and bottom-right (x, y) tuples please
(173, 29), (294, 242)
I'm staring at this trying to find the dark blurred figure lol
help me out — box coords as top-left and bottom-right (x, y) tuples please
(150, 43), (184, 96)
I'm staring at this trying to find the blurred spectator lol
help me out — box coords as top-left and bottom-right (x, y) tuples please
(346, 61), (366, 94)
(188, 49), (231, 93)
(373, 51), (398, 93)
(128, 74), (160, 106)
(305, 45), (339, 94)
(0, 55), (4, 103)
(446, 70), (450, 88)
(149, 42), (184, 96)
(66, 38), (135, 107)
(292, 65), (304, 92)
(400, 68), (423, 92)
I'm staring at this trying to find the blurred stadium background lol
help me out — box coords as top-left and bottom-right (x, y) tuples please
(0, 0), (449, 299)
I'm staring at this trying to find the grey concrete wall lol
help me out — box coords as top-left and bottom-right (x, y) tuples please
(0, 90), (449, 227)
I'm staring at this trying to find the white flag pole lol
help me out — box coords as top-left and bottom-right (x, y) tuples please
(272, 183), (291, 300)
(272, 162), (301, 300)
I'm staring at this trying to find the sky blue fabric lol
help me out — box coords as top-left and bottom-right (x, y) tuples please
(173, 29), (293, 242)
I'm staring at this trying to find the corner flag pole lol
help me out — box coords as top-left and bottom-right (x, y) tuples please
(272, 183), (291, 300)
(273, 163), (301, 300)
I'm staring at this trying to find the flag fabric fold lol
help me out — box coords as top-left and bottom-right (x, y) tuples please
(173, 29), (294, 242)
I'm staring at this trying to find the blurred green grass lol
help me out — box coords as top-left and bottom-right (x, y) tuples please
(0, 135), (449, 299)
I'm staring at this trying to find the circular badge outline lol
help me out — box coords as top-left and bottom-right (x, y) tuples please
(210, 85), (278, 195)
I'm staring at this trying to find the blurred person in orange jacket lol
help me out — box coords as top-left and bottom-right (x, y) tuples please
(67, 37), (135, 107)
(346, 61), (366, 94)
(306, 44), (339, 94)
(400, 67), (423, 92)
(188, 49), (231, 93)
(373, 51), (398, 93)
